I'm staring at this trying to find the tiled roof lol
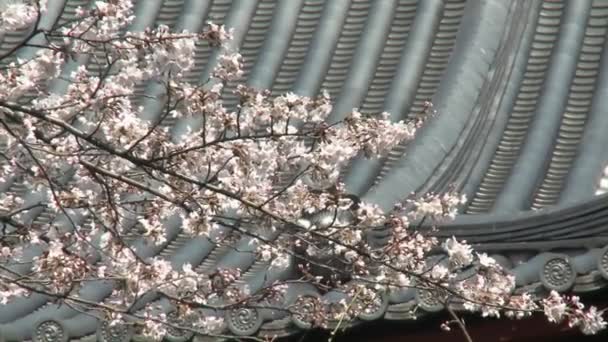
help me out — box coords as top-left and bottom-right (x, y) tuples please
(3, 0), (608, 340)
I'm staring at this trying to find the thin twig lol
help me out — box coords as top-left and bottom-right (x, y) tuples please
(447, 305), (473, 342)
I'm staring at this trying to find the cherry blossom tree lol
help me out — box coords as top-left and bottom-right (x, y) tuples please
(0, 1), (605, 341)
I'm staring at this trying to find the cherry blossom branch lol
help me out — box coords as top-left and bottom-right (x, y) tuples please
(0, 4), (605, 339)
(79, 159), (186, 209)
(0, 3), (43, 61)
(447, 305), (474, 342)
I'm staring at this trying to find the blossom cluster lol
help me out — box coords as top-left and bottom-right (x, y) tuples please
(0, 1), (40, 34)
(541, 290), (607, 334)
